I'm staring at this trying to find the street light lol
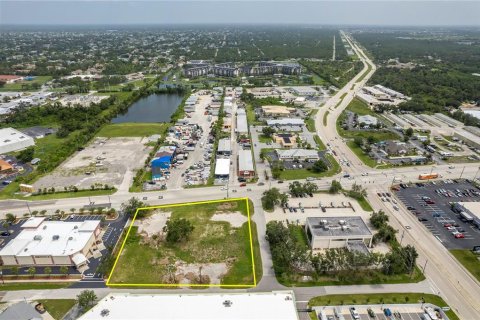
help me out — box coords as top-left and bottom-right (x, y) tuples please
(475, 167), (480, 182)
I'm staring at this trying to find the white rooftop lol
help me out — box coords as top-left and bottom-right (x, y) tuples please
(78, 292), (299, 320)
(0, 218), (100, 257)
(238, 149), (254, 172)
(236, 109), (248, 134)
(267, 118), (304, 126)
(276, 149), (319, 159)
(0, 127), (35, 154)
(215, 158), (230, 176)
(218, 138), (231, 153)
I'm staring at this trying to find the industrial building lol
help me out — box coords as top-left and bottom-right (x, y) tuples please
(266, 118), (305, 131)
(238, 149), (255, 178)
(273, 133), (297, 148)
(151, 146), (176, 180)
(236, 108), (248, 136)
(452, 202), (480, 228)
(261, 105), (296, 117)
(289, 86), (318, 96)
(0, 127), (35, 154)
(78, 291), (299, 320)
(214, 158), (230, 179)
(217, 138), (232, 156)
(304, 216), (373, 250)
(0, 217), (102, 272)
(357, 115), (378, 127)
(276, 149), (319, 162)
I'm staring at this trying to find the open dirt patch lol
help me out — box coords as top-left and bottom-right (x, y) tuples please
(210, 211), (247, 228)
(217, 202), (237, 210)
(175, 262), (228, 285)
(137, 211), (171, 237)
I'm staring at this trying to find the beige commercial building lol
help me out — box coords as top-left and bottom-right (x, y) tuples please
(0, 217), (102, 272)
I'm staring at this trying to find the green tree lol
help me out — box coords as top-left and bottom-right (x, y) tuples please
(17, 147), (35, 163)
(370, 210), (389, 228)
(353, 137), (364, 147)
(405, 127), (414, 137)
(121, 197), (147, 218)
(27, 267), (36, 278)
(311, 159), (328, 173)
(11, 266), (19, 276)
(5, 213), (16, 224)
(329, 180), (342, 194)
(163, 218), (194, 244)
(261, 188), (284, 210)
(44, 266), (52, 277)
(60, 266), (69, 277)
(77, 290), (97, 310)
(262, 126), (276, 138)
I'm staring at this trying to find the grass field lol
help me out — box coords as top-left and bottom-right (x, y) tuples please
(37, 299), (76, 320)
(449, 249), (480, 282)
(314, 135), (326, 150)
(308, 293), (458, 320)
(0, 282), (72, 291)
(108, 199), (260, 287)
(346, 97), (376, 116)
(306, 109), (318, 132)
(258, 134), (273, 143)
(97, 123), (169, 138)
(346, 141), (378, 167)
(0, 76), (52, 91)
(280, 265), (425, 287)
(323, 111), (329, 126)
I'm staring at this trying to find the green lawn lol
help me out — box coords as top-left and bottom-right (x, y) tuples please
(258, 134), (272, 143)
(334, 92), (348, 108)
(0, 76), (52, 91)
(346, 98), (376, 116)
(449, 249), (480, 282)
(0, 282), (72, 291)
(355, 195), (373, 211)
(37, 299), (76, 320)
(108, 199), (261, 287)
(356, 64), (372, 83)
(308, 293), (458, 320)
(346, 141), (378, 168)
(323, 111), (329, 126)
(314, 135), (326, 150)
(97, 123), (169, 138)
(305, 110), (318, 132)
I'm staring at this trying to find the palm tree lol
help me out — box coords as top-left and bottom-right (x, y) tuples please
(70, 208), (76, 215)
(79, 208), (85, 215)
(11, 266), (19, 276)
(60, 266), (69, 277)
(27, 267), (36, 278)
(44, 266), (52, 278)
(5, 213), (16, 224)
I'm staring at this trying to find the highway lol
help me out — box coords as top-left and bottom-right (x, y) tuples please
(1, 31), (479, 319)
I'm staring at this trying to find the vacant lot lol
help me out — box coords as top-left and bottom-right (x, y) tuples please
(108, 198), (261, 287)
(34, 137), (150, 191)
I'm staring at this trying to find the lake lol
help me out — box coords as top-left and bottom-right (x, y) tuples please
(112, 93), (183, 123)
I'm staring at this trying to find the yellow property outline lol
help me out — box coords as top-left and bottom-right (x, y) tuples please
(106, 197), (257, 288)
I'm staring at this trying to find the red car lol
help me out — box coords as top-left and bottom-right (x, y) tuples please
(425, 200), (435, 204)
(240, 183), (247, 187)
(455, 233), (465, 239)
(444, 223), (452, 228)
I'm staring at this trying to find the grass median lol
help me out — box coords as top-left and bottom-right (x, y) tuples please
(449, 249), (480, 282)
(37, 299), (76, 320)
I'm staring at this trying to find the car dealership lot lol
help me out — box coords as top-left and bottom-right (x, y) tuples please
(395, 179), (480, 249)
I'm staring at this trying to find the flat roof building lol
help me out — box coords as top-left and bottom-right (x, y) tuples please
(0, 127), (35, 154)
(238, 149), (255, 177)
(290, 86), (318, 96)
(305, 216), (373, 250)
(236, 109), (248, 135)
(217, 138), (232, 155)
(0, 217), (102, 272)
(261, 105), (296, 117)
(276, 149), (319, 162)
(214, 158), (230, 178)
(78, 291), (299, 320)
(357, 115), (378, 126)
(266, 118), (305, 128)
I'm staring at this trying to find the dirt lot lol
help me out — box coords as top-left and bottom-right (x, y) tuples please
(34, 137), (151, 191)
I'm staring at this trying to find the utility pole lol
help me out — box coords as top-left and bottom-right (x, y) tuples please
(25, 201), (32, 216)
(422, 259), (428, 273)
(459, 166), (466, 179)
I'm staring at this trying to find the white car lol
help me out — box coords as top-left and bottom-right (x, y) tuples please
(449, 165), (455, 169)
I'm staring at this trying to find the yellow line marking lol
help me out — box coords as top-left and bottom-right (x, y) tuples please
(106, 197), (257, 288)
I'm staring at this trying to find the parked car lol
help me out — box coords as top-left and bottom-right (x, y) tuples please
(367, 308), (375, 318)
(455, 233), (465, 239)
(240, 183), (247, 187)
(349, 307), (360, 320)
(0, 231), (11, 237)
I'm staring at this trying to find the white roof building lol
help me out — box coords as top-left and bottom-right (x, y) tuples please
(78, 291), (299, 320)
(236, 109), (248, 135)
(276, 149), (320, 161)
(290, 86), (318, 96)
(0, 127), (35, 154)
(357, 115), (378, 126)
(217, 138), (232, 154)
(0, 217), (101, 269)
(214, 158), (230, 177)
(238, 149), (254, 177)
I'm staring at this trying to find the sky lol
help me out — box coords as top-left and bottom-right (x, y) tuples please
(0, 1), (479, 26)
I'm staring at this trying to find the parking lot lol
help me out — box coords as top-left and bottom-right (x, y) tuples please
(311, 304), (448, 320)
(395, 179), (480, 249)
